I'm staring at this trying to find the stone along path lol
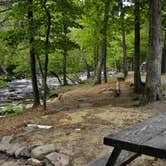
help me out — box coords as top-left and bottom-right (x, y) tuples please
(0, 134), (72, 166)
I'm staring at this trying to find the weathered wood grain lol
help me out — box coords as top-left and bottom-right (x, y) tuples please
(141, 130), (166, 158)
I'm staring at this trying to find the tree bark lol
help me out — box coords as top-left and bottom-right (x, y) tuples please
(162, 31), (166, 73)
(62, 15), (68, 86)
(119, 0), (128, 79)
(28, 0), (40, 107)
(134, 0), (144, 93)
(84, 58), (90, 79)
(122, 30), (128, 78)
(36, 54), (44, 80)
(63, 48), (68, 86)
(43, 0), (51, 110)
(50, 71), (62, 86)
(95, 0), (110, 84)
(141, 0), (162, 104)
(94, 44), (99, 76)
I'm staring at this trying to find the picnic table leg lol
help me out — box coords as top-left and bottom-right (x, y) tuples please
(106, 148), (121, 166)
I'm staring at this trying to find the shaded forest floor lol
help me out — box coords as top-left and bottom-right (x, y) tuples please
(1, 73), (166, 165)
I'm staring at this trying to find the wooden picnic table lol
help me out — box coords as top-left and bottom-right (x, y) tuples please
(88, 112), (166, 166)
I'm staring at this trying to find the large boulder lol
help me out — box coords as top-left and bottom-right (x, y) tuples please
(45, 152), (72, 166)
(31, 144), (58, 160)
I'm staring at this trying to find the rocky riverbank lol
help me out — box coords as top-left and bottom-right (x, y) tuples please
(0, 134), (71, 166)
(0, 73), (87, 108)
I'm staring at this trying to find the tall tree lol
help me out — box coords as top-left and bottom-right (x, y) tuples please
(162, 30), (166, 73)
(28, 0), (40, 107)
(134, 0), (144, 92)
(62, 15), (68, 86)
(119, 0), (128, 78)
(95, 0), (111, 84)
(161, 1), (166, 73)
(42, 0), (51, 110)
(141, 0), (163, 104)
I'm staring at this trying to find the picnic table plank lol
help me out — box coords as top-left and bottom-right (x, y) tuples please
(104, 112), (166, 154)
(141, 130), (166, 158)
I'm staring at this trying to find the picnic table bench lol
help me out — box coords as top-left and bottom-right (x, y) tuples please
(87, 112), (166, 166)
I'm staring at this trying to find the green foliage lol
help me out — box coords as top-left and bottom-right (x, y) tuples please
(0, 0), (165, 83)
(0, 104), (25, 117)
(0, 80), (5, 87)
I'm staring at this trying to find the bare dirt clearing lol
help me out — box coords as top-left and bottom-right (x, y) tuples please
(1, 74), (166, 165)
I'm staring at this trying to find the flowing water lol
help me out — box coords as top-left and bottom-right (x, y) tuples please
(0, 74), (87, 107)
(0, 77), (61, 107)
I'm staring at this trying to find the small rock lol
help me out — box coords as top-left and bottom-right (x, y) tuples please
(6, 143), (22, 156)
(0, 161), (20, 166)
(16, 126), (35, 137)
(27, 124), (52, 129)
(31, 144), (58, 160)
(15, 145), (32, 158)
(0, 135), (13, 144)
(27, 158), (42, 166)
(45, 152), (71, 166)
(25, 103), (33, 109)
(75, 128), (81, 131)
(0, 143), (8, 152)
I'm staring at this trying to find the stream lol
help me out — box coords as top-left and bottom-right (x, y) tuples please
(0, 74), (87, 108)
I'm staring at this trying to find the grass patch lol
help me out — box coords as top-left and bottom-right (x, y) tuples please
(0, 80), (5, 87)
(0, 104), (25, 117)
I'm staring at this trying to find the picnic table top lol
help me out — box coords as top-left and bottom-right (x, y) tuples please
(104, 112), (166, 159)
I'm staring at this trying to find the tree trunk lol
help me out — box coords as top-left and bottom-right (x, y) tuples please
(131, 57), (134, 71)
(95, 60), (102, 84)
(141, 0), (162, 104)
(63, 48), (68, 86)
(122, 30), (128, 78)
(162, 31), (166, 73)
(36, 54), (44, 80)
(43, 0), (51, 110)
(85, 59), (90, 79)
(113, 55), (118, 72)
(50, 71), (62, 86)
(103, 36), (107, 83)
(28, 0), (40, 107)
(119, 0), (128, 78)
(30, 47), (40, 107)
(95, 0), (110, 84)
(62, 15), (68, 86)
(134, 0), (144, 93)
(94, 44), (99, 76)
(117, 61), (121, 72)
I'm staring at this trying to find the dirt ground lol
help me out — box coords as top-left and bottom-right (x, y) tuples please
(1, 73), (166, 166)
